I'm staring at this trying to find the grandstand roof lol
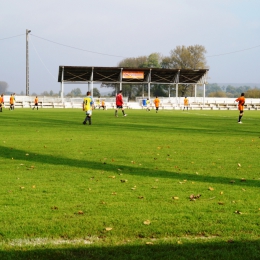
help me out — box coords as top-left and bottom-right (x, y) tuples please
(58, 66), (208, 84)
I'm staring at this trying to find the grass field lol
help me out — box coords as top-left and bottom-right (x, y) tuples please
(0, 108), (259, 260)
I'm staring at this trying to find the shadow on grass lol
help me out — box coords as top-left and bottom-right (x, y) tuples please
(0, 239), (259, 260)
(1, 145), (259, 189)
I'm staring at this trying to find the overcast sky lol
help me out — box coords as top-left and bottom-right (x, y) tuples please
(1, 0), (260, 95)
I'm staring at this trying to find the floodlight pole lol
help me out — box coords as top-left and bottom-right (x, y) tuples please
(26, 29), (31, 96)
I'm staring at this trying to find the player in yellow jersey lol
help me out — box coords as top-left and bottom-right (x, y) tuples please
(83, 91), (94, 125)
(146, 98), (151, 111)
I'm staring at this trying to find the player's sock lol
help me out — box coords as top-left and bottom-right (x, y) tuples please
(122, 110), (125, 115)
(238, 116), (242, 122)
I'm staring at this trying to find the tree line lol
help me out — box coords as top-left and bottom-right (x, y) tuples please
(1, 44), (260, 98)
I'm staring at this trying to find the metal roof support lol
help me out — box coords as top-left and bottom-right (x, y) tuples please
(147, 69), (151, 100)
(119, 68), (123, 91)
(91, 67), (94, 96)
(176, 70), (180, 105)
(202, 71), (208, 106)
(60, 66), (64, 103)
(203, 83), (206, 106)
(194, 84), (197, 103)
(26, 29), (31, 96)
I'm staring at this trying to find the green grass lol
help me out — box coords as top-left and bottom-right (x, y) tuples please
(0, 108), (259, 259)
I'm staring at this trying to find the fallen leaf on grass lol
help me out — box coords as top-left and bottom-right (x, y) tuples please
(138, 196), (144, 199)
(220, 191), (224, 195)
(177, 241), (183, 244)
(234, 210), (242, 214)
(240, 178), (246, 182)
(218, 202), (224, 205)
(189, 194), (201, 200)
(78, 211), (84, 214)
(230, 180), (235, 183)
(32, 185), (36, 189)
(208, 187), (214, 191)
(26, 153), (29, 156)
(51, 206), (58, 210)
(242, 188), (246, 191)
(237, 163), (241, 167)
(172, 196), (179, 200)
(105, 227), (113, 231)
(20, 187), (25, 189)
(120, 179), (128, 183)
(143, 220), (151, 225)
(146, 242), (153, 245)
(108, 176), (116, 179)
(111, 192), (117, 195)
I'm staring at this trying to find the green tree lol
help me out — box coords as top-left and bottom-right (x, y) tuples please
(162, 45), (207, 96)
(117, 53), (164, 98)
(245, 87), (260, 98)
(71, 88), (82, 96)
(0, 81), (8, 93)
(151, 84), (168, 97)
(118, 56), (148, 67)
(206, 84), (222, 96)
(93, 88), (100, 97)
(41, 91), (50, 96)
(208, 91), (227, 97)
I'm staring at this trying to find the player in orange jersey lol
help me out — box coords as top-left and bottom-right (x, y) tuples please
(154, 96), (160, 113)
(235, 93), (245, 124)
(9, 94), (14, 110)
(0, 94), (4, 112)
(183, 97), (189, 111)
(33, 96), (39, 110)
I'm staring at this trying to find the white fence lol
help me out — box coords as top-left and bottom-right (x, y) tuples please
(2, 95), (260, 110)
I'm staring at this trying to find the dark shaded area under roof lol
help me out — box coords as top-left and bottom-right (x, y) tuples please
(58, 66), (208, 84)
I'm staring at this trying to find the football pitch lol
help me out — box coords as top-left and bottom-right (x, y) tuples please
(0, 108), (259, 259)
